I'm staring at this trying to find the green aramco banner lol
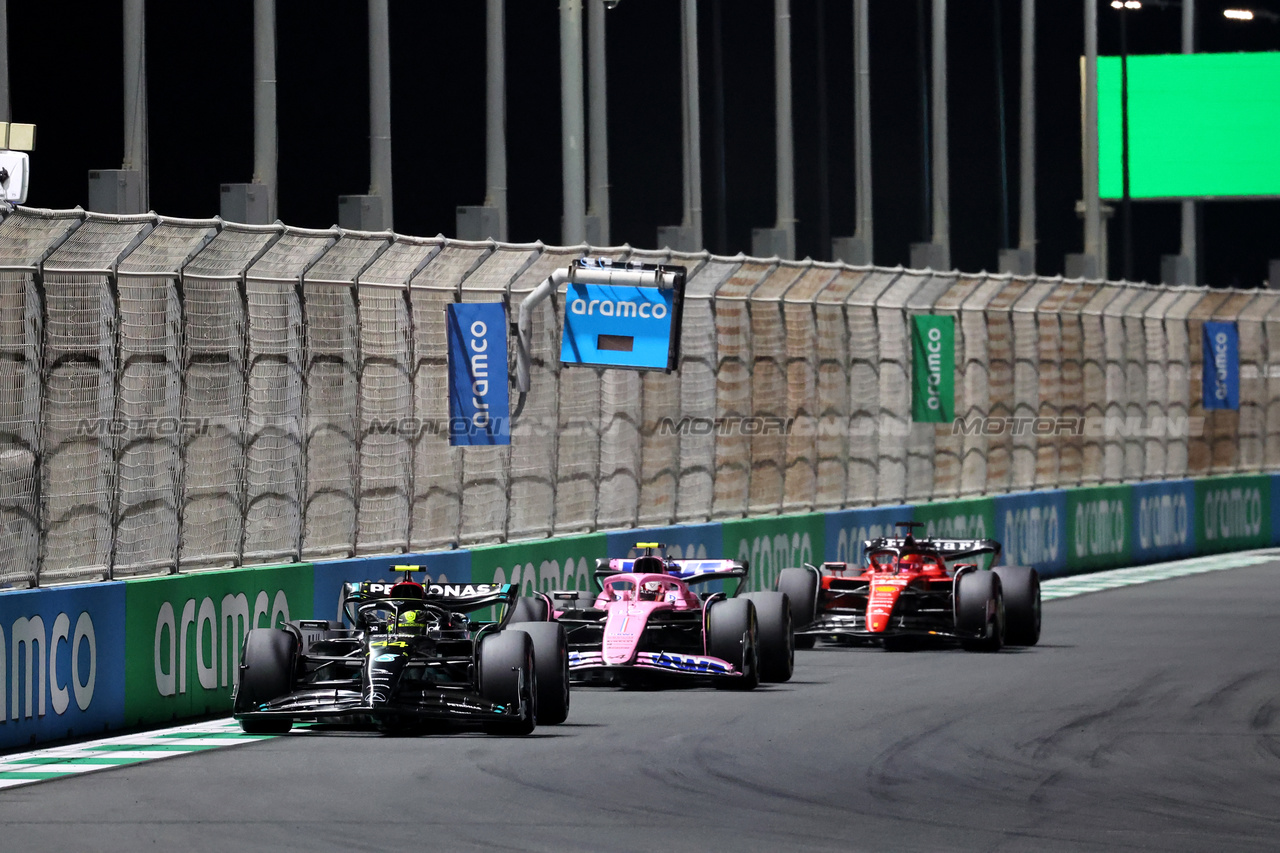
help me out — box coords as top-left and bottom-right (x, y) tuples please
(912, 314), (955, 422)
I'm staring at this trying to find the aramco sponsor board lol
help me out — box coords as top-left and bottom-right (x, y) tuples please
(1195, 474), (1270, 554)
(1131, 479), (1197, 563)
(995, 490), (1068, 576)
(1066, 485), (1132, 572)
(722, 514), (825, 593)
(122, 564), (314, 727)
(0, 582), (125, 749)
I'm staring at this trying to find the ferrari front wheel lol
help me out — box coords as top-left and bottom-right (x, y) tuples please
(956, 571), (1005, 653)
(993, 566), (1041, 646)
(776, 568), (818, 630)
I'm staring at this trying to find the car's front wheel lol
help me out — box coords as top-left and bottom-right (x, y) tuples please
(708, 598), (760, 690)
(507, 622), (570, 725)
(993, 566), (1041, 646)
(233, 629), (297, 734)
(478, 631), (537, 735)
(956, 571), (1005, 653)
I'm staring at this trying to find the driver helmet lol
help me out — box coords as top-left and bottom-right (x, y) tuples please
(397, 607), (432, 634)
(638, 580), (665, 601)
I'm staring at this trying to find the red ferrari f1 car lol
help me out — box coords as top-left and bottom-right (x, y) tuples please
(776, 522), (1041, 652)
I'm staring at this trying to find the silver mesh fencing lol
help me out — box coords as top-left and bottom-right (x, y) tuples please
(356, 237), (439, 555)
(300, 233), (390, 560)
(242, 229), (336, 564)
(408, 242), (490, 550)
(40, 214), (154, 584)
(1, 205), (1277, 586)
(113, 219), (218, 577)
(180, 223), (279, 569)
(0, 208), (80, 588)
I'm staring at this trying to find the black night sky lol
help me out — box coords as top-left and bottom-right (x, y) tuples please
(8, 1), (1280, 286)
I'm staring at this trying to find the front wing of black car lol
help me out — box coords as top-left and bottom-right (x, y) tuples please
(235, 685), (527, 727)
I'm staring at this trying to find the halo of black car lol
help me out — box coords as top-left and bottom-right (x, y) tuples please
(232, 567), (571, 735)
(777, 522), (1042, 652)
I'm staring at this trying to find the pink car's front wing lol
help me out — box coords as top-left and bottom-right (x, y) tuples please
(568, 650), (743, 678)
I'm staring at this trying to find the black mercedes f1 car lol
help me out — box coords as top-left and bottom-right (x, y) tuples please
(232, 568), (571, 735)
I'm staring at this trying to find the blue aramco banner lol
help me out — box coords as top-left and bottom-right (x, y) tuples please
(824, 505), (915, 566)
(447, 302), (511, 446)
(1131, 479), (1196, 563)
(561, 282), (677, 370)
(0, 582), (127, 749)
(994, 489), (1068, 577)
(1202, 321), (1240, 410)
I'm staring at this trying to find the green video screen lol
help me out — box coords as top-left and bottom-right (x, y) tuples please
(1097, 51), (1280, 200)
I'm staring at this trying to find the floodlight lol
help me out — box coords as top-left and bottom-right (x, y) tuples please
(0, 152), (30, 204)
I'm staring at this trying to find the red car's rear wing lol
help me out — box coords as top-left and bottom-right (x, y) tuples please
(863, 537), (1002, 563)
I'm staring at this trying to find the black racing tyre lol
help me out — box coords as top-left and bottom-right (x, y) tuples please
(507, 596), (550, 623)
(478, 631), (537, 735)
(508, 622), (571, 725)
(993, 566), (1041, 646)
(956, 571), (1005, 653)
(794, 634), (817, 650)
(739, 591), (794, 682)
(234, 628), (297, 734)
(775, 568), (819, 630)
(708, 598), (760, 691)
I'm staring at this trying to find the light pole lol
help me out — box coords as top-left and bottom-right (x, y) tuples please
(1224, 6), (1280, 288)
(561, 0), (587, 246)
(1111, 0), (1137, 281)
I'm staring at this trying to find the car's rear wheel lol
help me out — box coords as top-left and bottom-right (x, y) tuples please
(233, 628), (296, 734)
(776, 568), (818, 630)
(740, 591), (794, 682)
(993, 566), (1041, 646)
(478, 631), (537, 735)
(507, 622), (570, 725)
(708, 598), (760, 690)
(956, 571), (1005, 653)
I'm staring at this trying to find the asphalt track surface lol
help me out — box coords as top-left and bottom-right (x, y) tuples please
(2, 562), (1278, 853)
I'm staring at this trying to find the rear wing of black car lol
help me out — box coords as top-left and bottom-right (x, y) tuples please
(341, 580), (518, 620)
(863, 537), (1003, 563)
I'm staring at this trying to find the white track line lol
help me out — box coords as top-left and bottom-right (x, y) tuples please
(1041, 550), (1276, 600)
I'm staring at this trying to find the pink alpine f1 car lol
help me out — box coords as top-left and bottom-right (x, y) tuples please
(508, 544), (795, 689)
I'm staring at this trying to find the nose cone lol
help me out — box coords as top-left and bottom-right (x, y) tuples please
(865, 581), (905, 634)
(364, 646), (408, 705)
(602, 605), (645, 665)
